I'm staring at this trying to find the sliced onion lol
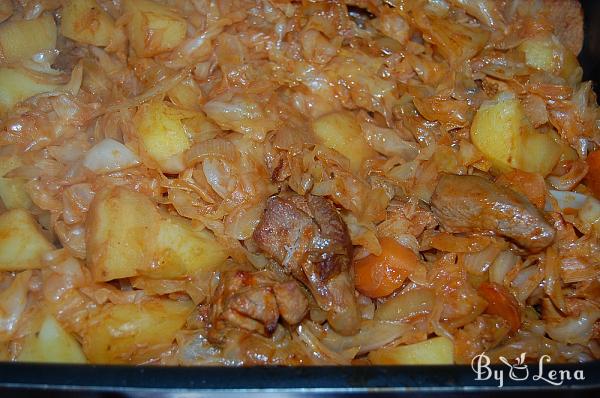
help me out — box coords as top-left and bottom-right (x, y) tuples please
(546, 303), (600, 345)
(296, 323), (356, 365)
(547, 160), (588, 191)
(489, 250), (518, 285)
(82, 138), (140, 174)
(319, 320), (412, 355)
(374, 287), (435, 322)
(510, 265), (544, 303)
(105, 67), (192, 113)
(546, 190), (588, 211)
(184, 139), (238, 167)
(224, 202), (264, 240)
(361, 122), (419, 160)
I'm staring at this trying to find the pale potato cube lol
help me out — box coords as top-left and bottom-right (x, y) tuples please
(560, 49), (582, 84)
(146, 215), (228, 279)
(86, 186), (160, 281)
(368, 336), (454, 365)
(0, 13), (57, 64)
(519, 35), (582, 84)
(0, 155), (21, 176)
(312, 111), (376, 172)
(471, 96), (522, 172)
(0, 67), (59, 114)
(0, 209), (53, 271)
(519, 35), (562, 74)
(17, 315), (87, 363)
(0, 155), (31, 209)
(471, 95), (562, 176)
(82, 298), (193, 364)
(516, 131), (562, 176)
(61, 0), (116, 47)
(0, 178), (31, 209)
(123, 0), (187, 57)
(134, 101), (195, 173)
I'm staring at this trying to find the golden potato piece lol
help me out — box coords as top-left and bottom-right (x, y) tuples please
(471, 96), (561, 176)
(471, 97), (522, 172)
(519, 36), (563, 74)
(0, 178), (31, 210)
(0, 67), (59, 115)
(0, 155), (31, 210)
(0, 13), (57, 64)
(312, 111), (375, 172)
(518, 34), (581, 83)
(123, 0), (187, 57)
(516, 131), (562, 176)
(61, 0), (116, 47)
(0, 209), (53, 271)
(86, 186), (160, 282)
(82, 299), (193, 364)
(147, 215), (228, 279)
(17, 315), (87, 363)
(134, 101), (195, 173)
(368, 336), (454, 365)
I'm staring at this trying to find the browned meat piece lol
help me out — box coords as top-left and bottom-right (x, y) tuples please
(253, 194), (361, 335)
(430, 174), (556, 252)
(251, 196), (314, 275)
(227, 287), (279, 334)
(209, 271), (309, 341)
(273, 281), (309, 324)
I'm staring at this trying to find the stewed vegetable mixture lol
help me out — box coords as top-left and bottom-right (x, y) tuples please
(0, 0), (598, 365)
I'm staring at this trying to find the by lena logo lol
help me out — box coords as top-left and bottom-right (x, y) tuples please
(471, 352), (585, 388)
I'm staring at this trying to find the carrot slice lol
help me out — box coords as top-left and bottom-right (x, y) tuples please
(354, 237), (418, 298)
(478, 282), (521, 333)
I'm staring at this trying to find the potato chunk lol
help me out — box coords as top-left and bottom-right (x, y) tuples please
(368, 336), (454, 365)
(17, 315), (87, 363)
(517, 130), (562, 176)
(312, 111), (375, 172)
(519, 35), (562, 74)
(0, 67), (59, 114)
(0, 155), (31, 209)
(87, 186), (228, 281)
(133, 101), (195, 173)
(0, 13), (57, 64)
(82, 299), (193, 364)
(147, 215), (228, 279)
(471, 96), (561, 176)
(0, 209), (53, 271)
(123, 0), (187, 57)
(471, 97), (521, 172)
(86, 186), (160, 281)
(61, 0), (116, 47)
